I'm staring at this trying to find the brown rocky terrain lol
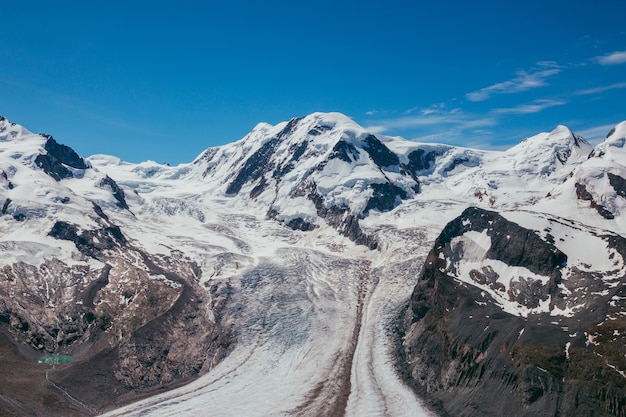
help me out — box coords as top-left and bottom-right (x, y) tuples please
(402, 207), (626, 417)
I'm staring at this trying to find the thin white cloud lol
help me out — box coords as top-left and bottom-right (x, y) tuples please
(535, 61), (560, 69)
(365, 109), (496, 135)
(409, 129), (511, 150)
(366, 124), (387, 134)
(595, 51), (626, 65)
(466, 68), (561, 102)
(577, 124), (618, 145)
(575, 82), (626, 95)
(492, 99), (566, 115)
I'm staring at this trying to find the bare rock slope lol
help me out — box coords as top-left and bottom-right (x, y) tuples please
(403, 207), (626, 417)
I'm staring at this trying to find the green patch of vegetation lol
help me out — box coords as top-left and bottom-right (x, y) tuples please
(37, 354), (75, 365)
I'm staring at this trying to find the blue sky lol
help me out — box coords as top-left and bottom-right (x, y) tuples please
(1, 1), (625, 164)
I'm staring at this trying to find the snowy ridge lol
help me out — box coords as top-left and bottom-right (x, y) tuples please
(88, 113), (603, 246)
(0, 118), (134, 267)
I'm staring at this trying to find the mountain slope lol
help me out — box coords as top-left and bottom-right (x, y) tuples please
(0, 117), (234, 415)
(536, 121), (626, 230)
(402, 206), (626, 416)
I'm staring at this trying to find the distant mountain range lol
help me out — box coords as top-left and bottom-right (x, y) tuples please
(0, 113), (625, 416)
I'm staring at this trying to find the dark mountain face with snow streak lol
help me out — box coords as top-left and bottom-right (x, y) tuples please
(191, 113), (425, 248)
(403, 207), (626, 417)
(0, 113), (625, 416)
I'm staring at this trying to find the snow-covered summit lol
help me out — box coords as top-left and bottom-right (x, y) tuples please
(504, 124), (592, 176)
(186, 112), (424, 246)
(535, 121), (626, 230)
(589, 120), (626, 162)
(0, 116), (132, 252)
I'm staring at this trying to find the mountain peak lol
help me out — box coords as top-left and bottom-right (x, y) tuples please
(0, 116), (34, 143)
(589, 120), (626, 162)
(512, 124), (587, 150)
(606, 120), (626, 140)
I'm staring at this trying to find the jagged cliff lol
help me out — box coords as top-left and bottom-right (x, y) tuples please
(403, 207), (626, 417)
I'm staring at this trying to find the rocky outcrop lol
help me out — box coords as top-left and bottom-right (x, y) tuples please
(35, 136), (89, 181)
(226, 137), (280, 196)
(99, 175), (129, 210)
(402, 207), (626, 417)
(289, 181), (379, 249)
(0, 235), (234, 416)
(575, 182), (615, 219)
(48, 221), (127, 258)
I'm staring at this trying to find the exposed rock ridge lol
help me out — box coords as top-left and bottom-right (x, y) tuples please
(402, 207), (626, 417)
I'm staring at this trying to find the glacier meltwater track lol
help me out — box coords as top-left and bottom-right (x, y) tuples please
(101, 225), (437, 417)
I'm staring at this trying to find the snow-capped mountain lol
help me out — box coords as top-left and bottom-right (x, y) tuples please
(0, 113), (625, 417)
(93, 112), (596, 249)
(536, 121), (626, 229)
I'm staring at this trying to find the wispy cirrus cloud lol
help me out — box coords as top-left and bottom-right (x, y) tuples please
(492, 99), (566, 115)
(574, 82), (626, 95)
(466, 66), (561, 102)
(365, 107), (496, 135)
(595, 51), (626, 65)
(577, 124), (618, 145)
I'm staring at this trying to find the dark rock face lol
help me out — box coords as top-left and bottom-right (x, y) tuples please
(226, 138), (280, 195)
(608, 173), (626, 199)
(402, 207), (626, 417)
(575, 182), (615, 219)
(1, 198), (10, 214)
(437, 207), (566, 276)
(35, 137), (89, 181)
(442, 155), (479, 175)
(329, 140), (360, 163)
(365, 182), (407, 213)
(405, 148), (445, 174)
(362, 135), (399, 167)
(0, 170), (14, 189)
(49, 221), (126, 258)
(43, 136), (89, 170)
(99, 175), (129, 210)
(272, 141), (308, 179)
